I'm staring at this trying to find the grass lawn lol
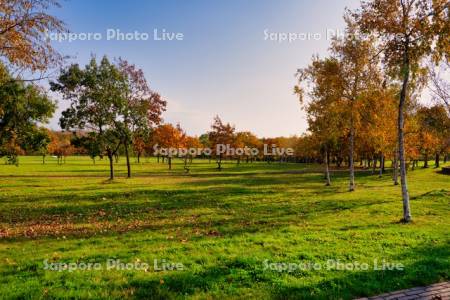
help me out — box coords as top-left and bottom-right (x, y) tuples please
(0, 156), (449, 299)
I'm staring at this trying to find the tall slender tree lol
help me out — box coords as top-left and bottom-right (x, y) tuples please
(296, 57), (347, 186)
(208, 116), (235, 171)
(354, 0), (449, 222)
(328, 19), (382, 191)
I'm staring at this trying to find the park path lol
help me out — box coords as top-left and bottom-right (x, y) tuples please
(355, 281), (450, 300)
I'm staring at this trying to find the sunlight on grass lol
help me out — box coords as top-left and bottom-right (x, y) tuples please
(0, 157), (449, 299)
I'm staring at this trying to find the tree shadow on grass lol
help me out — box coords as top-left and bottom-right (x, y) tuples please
(0, 176), (397, 242)
(121, 242), (449, 299)
(272, 242), (450, 299)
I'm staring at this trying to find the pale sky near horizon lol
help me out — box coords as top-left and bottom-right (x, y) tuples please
(46, 0), (361, 137)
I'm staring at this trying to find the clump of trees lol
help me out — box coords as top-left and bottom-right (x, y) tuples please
(47, 131), (76, 164)
(295, 0), (450, 222)
(0, 64), (56, 165)
(1, 0), (449, 224)
(0, 0), (64, 165)
(50, 56), (166, 179)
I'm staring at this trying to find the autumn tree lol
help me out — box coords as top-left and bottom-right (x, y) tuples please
(132, 135), (146, 163)
(416, 104), (450, 168)
(0, 0), (66, 74)
(296, 57), (348, 186)
(208, 116), (235, 171)
(329, 19), (382, 191)
(152, 123), (185, 170)
(117, 59), (166, 177)
(358, 87), (398, 177)
(235, 131), (260, 163)
(182, 135), (202, 172)
(354, 0), (449, 222)
(48, 131), (75, 164)
(297, 20), (381, 189)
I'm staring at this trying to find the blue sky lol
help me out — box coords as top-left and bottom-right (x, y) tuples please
(48, 0), (361, 137)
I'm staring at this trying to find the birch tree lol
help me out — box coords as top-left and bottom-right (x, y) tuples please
(354, 0), (449, 222)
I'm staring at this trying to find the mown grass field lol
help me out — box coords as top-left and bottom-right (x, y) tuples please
(0, 156), (449, 299)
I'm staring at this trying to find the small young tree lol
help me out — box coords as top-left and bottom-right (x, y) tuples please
(152, 123), (185, 170)
(48, 131), (75, 164)
(26, 127), (51, 164)
(416, 105), (450, 168)
(208, 116), (235, 171)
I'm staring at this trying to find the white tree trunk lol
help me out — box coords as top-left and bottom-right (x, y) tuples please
(398, 52), (412, 222)
(349, 112), (355, 191)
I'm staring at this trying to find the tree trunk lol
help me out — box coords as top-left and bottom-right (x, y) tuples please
(324, 148), (331, 186)
(379, 153), (384, 178)
(42, 155), (45, 164)
(124, 142), (131, 178)
(217, 154), (222, 171)
(423, 152), (429, 168)
(349, 110), (355, 191)
(398, 50), (411, 222)
(168, 156), (172, 170)
(108, 151), (114, 180)
(184, 156), (189, 173)
(372, 156), (377, 174)
(435, 152), (440, 168)
(137, 153), (140, 163)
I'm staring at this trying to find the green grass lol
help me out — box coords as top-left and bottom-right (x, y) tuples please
(0, 156), (449, 299)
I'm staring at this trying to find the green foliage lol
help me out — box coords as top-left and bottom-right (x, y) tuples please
(0, 65), (55, 164)
(51, 56), (129, 177)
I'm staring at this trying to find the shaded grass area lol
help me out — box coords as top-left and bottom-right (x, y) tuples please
(0, 156), (316, 177)
(0, 156), (449, 299)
